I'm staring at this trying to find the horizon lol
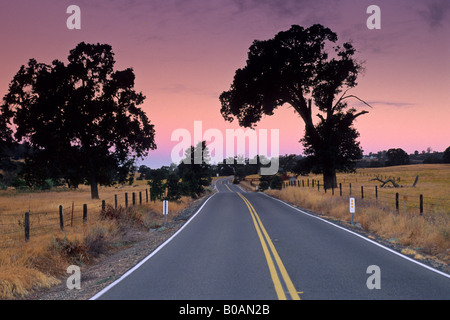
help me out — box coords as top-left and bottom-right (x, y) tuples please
(1, 0), (449, 169)
(136, 147), (448, 170)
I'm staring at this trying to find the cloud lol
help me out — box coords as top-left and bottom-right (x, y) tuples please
(418, 0), (450, 29)
(153, 83), (219, 99)
(365, 100), (416, 108)
(229, 0), (343, 25)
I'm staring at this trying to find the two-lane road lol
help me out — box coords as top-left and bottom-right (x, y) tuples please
(92, 177), (450, 300)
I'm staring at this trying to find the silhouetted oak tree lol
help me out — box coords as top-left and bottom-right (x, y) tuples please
(220, 24), (369, 188)
(1, 42), (156, 198)
(178, 141), (212, 198)
(0, 109), (15, 172)
(386, 148), (410, 166)
(444, 147), (450, 164)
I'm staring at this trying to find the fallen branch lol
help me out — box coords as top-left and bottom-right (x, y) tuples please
(370, 177), (400, 188)
(412, 175), (419, 187)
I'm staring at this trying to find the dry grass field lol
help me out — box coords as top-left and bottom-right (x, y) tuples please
(0, 179), (197, 299)
(263, 164), (449, 265)
(1, 165), (448, 298)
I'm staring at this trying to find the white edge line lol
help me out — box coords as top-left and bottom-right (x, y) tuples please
(261, 193), (450, 279)
(236, 185), (247, 193)
(89, 192), (218, 300)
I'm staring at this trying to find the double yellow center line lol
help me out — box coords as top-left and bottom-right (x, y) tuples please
(231, 188), (300, 300)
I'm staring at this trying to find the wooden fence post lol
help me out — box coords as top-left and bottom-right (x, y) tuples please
(59, 205), (64, 231)
(24, 212), (30, 242)
(115, 195), (118, 209)
(395, 193), (399, 213)
(83, 204), (87, 223)
(102, 200), (106, 212)
(125, 193), (128, 208)
(71, 201), (74, 227)
(139, 191), (142, 205)
(420, 195), (423, 215)
(132, 192), (136, 206)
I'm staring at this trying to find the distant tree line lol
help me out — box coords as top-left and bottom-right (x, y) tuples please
(2, 137), (448, 194)
(137, 141), (213, 201)
(358, 147), (450, 168)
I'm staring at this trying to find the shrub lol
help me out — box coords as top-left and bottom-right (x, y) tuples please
(50, 235), (89, 265)
(84, 226), (110, 258)
(259, 180), (269, 191)
(99, 204), (144, 226)
(270, 175), (283, 190)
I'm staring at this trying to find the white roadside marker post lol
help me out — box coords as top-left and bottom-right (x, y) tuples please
(163, 200), (168, 226)
(349, 197), (355, 225)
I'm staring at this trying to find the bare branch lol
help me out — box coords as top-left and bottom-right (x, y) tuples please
(332, 88), (351, 109)
(354, 110), (369, 118)
(370, 177), (400, 188)
(341, 95), (373, 108)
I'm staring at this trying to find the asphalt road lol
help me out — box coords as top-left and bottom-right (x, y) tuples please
(92, 177), (450, 300)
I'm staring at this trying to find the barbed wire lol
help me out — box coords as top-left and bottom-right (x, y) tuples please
(282, 179), (449, 214)
(0, 188), (152, 245)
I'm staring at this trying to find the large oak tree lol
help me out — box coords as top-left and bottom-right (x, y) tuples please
(1, 42), (156, 198)
(0, 107), (15, 172)
(220, 24), (370, 188)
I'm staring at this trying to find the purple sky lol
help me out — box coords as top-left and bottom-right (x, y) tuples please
(1, 0), (449, 168)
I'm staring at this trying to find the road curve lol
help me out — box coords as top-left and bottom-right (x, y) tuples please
(92, 177), (450, 300)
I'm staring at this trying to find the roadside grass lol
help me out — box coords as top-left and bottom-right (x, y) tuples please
(263, 164), (450, 265)
(0, 181), (196, 299)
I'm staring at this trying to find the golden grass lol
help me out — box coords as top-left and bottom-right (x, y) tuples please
(0, 234), (63, 299)
(0, 180), (187, 242)
(264, 164), (450, 265)
(348, 164), (450, 212)
(0, 180), (197, 299)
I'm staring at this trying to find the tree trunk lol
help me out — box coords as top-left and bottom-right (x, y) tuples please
(90, 170), (99, 199)
(87, 152), (99, 199)
(322, 165), (337, 189)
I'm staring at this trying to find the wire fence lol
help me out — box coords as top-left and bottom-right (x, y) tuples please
(281, 174), (450, 216)
(0, 188), (152, 248)
(2, 173), (448, 247)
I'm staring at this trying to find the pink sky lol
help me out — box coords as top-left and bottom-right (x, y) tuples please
(1, 0), (449, 168)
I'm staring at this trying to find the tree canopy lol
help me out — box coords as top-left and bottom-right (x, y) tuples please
(386, 148), (410, 166)
(178, 141), (212, 198)
(444, 147), (450, 164)
(1, 42), (156, 198)
(220, 24), (369, 188)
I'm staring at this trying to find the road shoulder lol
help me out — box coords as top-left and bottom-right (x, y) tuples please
(22, 192), (215, 300)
